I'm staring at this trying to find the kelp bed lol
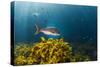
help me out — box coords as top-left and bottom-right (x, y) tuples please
(14, 37), (90, 65)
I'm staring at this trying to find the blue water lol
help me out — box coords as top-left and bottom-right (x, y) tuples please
(12, 1), (97, 43)
(12, 1), (97, 60)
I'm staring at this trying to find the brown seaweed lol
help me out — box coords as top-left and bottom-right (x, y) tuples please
(14, 37), (90, 65)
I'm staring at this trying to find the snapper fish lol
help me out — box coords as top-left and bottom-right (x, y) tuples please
(35, 24), (60, 36)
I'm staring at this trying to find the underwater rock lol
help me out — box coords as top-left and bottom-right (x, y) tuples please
(14, 37), (90, 65)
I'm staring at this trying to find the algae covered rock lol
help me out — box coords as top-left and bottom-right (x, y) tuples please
(14, 37), (72, 65)
(14, 37), (90, 65)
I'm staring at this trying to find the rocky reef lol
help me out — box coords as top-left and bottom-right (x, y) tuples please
(14, 37), (90, 65)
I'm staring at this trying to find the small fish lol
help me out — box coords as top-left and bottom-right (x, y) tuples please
(33, 13), (39, 16)
(35, 24), (60, 36)
(33, 13), (40, 18)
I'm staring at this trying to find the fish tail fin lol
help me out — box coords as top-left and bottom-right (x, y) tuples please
(35, 24), (40, 34)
